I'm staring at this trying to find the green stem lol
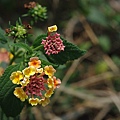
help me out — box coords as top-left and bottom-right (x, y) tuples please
(33, 45), (43, 51)
(9, 50), (23, 65)
(9, 55), (15, 65)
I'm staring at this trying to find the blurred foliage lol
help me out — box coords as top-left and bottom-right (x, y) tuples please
(0, 0), (120, 120)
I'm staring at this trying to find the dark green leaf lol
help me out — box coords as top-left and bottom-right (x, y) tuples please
(40, 59), (59, 68)
(13, 42), (32, 53)
(33, 34), (47, 48)
(0, 64), (24, 117)
(0, 27), (8, 44)
(45, 38), (86, 64)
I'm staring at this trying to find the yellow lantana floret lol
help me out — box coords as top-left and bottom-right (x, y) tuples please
(28, 57), (41, 68)
(44, 88), (54, 98)
(29, 98), (40, 106)
(53, 76), (61, 89)
(14, 87), (28, 101)
(47, 78), (54, 88)
(20, 77), (30, 86)
(48, 25), (57, 32)
(10, 71), (23, 84)
(44, 65), (56, 77)
(22, 66), (36, 77)
(36, 68), (43, 73)
(39, 97), (50, 107)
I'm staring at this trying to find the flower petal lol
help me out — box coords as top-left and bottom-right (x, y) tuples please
(29, 98), (40, 106)
(48, 25), (57, 32)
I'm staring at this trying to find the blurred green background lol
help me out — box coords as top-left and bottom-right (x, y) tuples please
(0, 0), (120, 120)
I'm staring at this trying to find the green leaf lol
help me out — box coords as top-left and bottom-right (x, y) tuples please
(0, 27), (8, 44)
(98, 36), (111, 52)
(0, 64), (24, 117)
(45, 38), (86, 65)
(112, 55), (120, 67)
(13, 42), (33, 53)
(88, 7), (108, 26)
(79, 41), (92, 50)
(33, 34), (47, 48)
(95, 61), (108, 74)
(40, 59), (59, 68)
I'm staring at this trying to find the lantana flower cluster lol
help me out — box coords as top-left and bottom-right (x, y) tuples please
(42, 25), (65, 55)
(10, 57), (61, 106)
(5, 23), (31, 39)
(24, 1), (47, 21)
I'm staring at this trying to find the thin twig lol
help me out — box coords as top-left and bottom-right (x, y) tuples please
(108, 90), (120, 112)
(93, 104), (111, 120)
(79, 15), (99, 45)
(71, 71), (120, 87)
(102, 54), (120, 73)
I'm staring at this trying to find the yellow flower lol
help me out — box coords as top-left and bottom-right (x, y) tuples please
(9, 52), (14, 60)
(20, 77), (30, 86)
(44, 65), (56, 77)
(53, 76), (61, 89)
(29, 98), (40, 106)
(28, 57), (41, 68)
(36, 68), (43, 73)
(44, 88), (54, 98)
(47, 77), (54, 88)
(22, 66), (36, 77)
(14, 87), (28, 101)
(10, 71), (23, 84)
(39, 97), (50, 107)
(48, 25), (57, 32)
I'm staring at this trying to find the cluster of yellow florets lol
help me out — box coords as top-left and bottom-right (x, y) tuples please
(10, 57), (61, 106)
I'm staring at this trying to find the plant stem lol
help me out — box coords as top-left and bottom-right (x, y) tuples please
(33, 45), (43, 51)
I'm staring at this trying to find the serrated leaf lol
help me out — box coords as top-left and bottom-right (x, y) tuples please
(0, 27), (8, 44)
(1, 86), (24, 117)
(45, 38), (86, 64)
(33, 34), (47, 47)
(0, 64), (24, 117)
(13, 42), (32, 53)
(40, 59), (59, 68)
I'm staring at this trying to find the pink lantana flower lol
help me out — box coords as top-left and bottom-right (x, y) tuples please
(41, 25), (65, 55)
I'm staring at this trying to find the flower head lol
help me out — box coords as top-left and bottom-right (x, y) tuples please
(10, 57), (61, 106)
(5, 23), (28, 39)
(24, 2), (47, 22)
(24, 1), (37, 9)
(42, 26), (65, 55)
(10, 71), (23, 84)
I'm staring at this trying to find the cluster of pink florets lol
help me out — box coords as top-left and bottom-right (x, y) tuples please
(42, 33), (65, 55)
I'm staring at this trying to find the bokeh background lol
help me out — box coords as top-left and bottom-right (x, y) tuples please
(0, 0), (120, 120)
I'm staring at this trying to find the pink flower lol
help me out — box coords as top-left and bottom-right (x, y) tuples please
(25, 74), (46, 97)
(41, 33), (65, 55)
(0, 48), (9, 63)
